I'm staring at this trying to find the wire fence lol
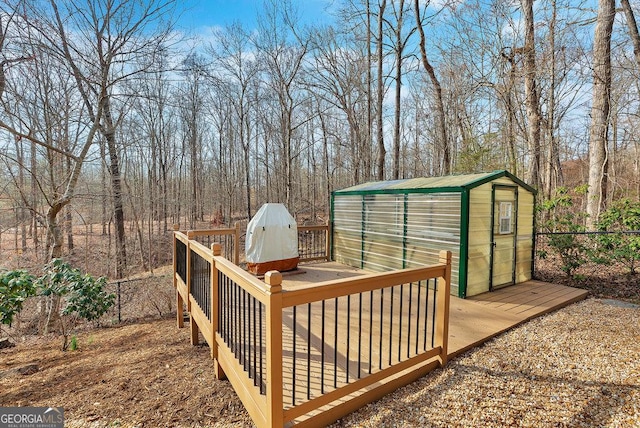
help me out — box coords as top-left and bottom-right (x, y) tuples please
(534, 230), (640, 278)
(104, 273), (175, 324)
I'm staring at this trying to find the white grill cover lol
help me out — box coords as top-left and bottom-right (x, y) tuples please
(245, 203), (298, 263)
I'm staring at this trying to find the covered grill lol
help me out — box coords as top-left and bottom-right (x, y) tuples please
(245, 203), (299, 275)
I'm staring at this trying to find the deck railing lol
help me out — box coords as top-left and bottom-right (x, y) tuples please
(297, 224), (330, 263)
(174, 223), (330, 267)
(173, 229), (451, 427)
(176, 223), (241, 265)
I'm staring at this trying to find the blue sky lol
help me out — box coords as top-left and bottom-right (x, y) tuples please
(177, 0), (337, 32)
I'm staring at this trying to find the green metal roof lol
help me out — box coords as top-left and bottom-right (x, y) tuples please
(334, 170), (536, 195)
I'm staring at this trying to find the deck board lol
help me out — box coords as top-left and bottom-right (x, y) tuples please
(281, 263), (588, 363)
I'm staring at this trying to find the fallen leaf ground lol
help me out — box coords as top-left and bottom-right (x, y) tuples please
(0, 317), (253, 427)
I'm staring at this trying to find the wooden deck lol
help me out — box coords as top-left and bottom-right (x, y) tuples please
(282, 263), (589, 362)
(450, 280), (589, 357)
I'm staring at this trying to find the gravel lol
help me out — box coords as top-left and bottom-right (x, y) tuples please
(333, 298), (640, 428)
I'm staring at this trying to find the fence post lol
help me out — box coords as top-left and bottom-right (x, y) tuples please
(117, 281), (122, 323)
(210, 243), (227, 380)
(234, 222), (240, 265)
(264, 270), (284, 427)
(173, 224), (184, 329)
(435, 250), (452, 366)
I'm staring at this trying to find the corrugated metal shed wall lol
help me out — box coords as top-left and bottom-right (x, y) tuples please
(333, 192), (461, 296)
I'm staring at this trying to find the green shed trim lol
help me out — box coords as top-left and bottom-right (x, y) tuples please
(489, 186), (496, 290)
(402, 194), (408, 269)
(329, 192), (335, 260)
(360, 197), (366, 269)
(459, 189), (470, 298)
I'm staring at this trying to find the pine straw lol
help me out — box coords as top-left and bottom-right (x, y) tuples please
(333, 298), (640, 428)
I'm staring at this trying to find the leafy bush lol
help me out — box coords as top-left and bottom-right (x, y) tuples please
(37, 259), (115, 349)
(595, 199), (640, 275)
(537, 187), (589, 278)
(38, 259), (114, 321)
(0, 270), (37, 326)
(1, 259), (114, 350)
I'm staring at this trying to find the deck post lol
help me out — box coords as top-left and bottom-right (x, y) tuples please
(187, 231), (199, 345)
(173, 224), (184, 329)
(234, 222), (241, 265)
(211, 243), (226, 380)
(176, 292), (184, 329)
(186, 231), (194, 312)
(435, 250), (452, 366)
(264, 270), (284, 428)
(190, 315), (200, 345)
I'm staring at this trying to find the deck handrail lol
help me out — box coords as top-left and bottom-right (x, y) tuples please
(175, 223), (330, 266)
(173, 230), (451, 427)
(296, 224), (330, 263)
(173, 223), (241, 265)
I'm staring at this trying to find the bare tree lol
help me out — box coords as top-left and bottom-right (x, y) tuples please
(209, 23), (260, 220)
(179, 53), (207, 228)
(308, 26), (368, 185)
(390, 0), (415, 180)
(621, 0), (640, 70)
(414, 0), (449, 175)
(375, 0), (387, 180)
(255, 0), (308, 209)
(521, 0), (542, 190)
(586, 0), (615, 229)
(42, 0), (176, 277)
(0, 10), (98, 261)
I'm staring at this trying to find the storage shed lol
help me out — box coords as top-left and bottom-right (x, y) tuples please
(330, 170), (536, 298)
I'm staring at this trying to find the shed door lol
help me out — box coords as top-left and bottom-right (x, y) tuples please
(490, 185), (518, 290)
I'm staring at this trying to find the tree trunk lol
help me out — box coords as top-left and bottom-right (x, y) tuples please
(392, 0), (405, 180)
(30, 140), (39, 254)
(65, 206), (74, 251)
(501, 49), (518, 174)
(366, 0), (373, 181)
(243, 105), (252, 220)
(103, 98), (127, 279)
(621, 0), (640, 69)
(101, 138), (108, 236)
(522, 0), (542, 190)
(586, 0), (615, 229)
(375, 0), (386, 180)
(46, 201), (67, 260)
(414, 0), (449, 175)
(545, 0), (563, 200)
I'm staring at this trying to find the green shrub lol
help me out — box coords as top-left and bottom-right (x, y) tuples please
(0, 270), (36, 326)
(38, 259), (115, 349)
(0, 259), (116, 349)
(537, 187), (588, 278)
(69, 335), (78, 351)
(595, 199), (640, 275)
